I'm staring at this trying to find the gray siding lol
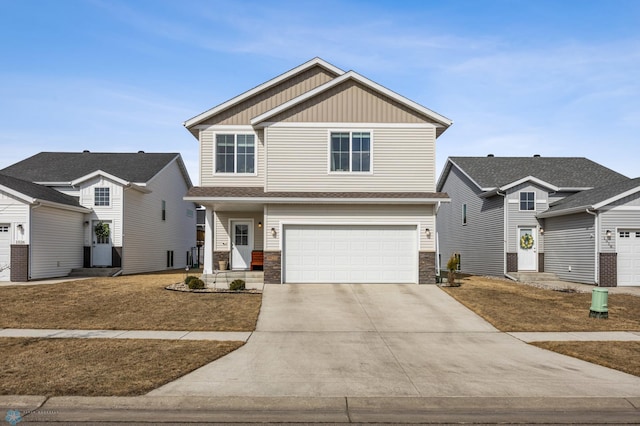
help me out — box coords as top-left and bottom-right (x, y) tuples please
(437, 166), (504, 276)
(544, 212), (595, 284)
(505, 183), (547, 253)
(600, 197), (640, 254)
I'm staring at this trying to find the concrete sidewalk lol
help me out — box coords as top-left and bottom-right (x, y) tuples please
(0, 328), (250, 341)
(1, 395), (639, 424)
(509, 331), (640, 342)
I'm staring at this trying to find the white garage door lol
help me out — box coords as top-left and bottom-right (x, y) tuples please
(618, 230), (640, 287)
(0, 225), (10, 281)
(283, 225), (418, 284)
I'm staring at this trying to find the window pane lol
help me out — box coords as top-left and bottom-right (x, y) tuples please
(520, 192), (535, 210)
(94, 187), (110, 206)
(330, 133), (350, 171)
(236, 134), (255, 173)
(216, 134), (235, 173)
(351, 132), (370, 172)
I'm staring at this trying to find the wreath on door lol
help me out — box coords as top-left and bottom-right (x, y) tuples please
(520, 233), (534, 250)
(94, 222), (110, 239)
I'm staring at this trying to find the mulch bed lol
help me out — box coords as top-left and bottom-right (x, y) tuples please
(165, 282), (262, 293)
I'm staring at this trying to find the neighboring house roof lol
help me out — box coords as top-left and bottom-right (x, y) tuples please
(185, 186), (449, 203)
(0, 152), (192, 187)
(0, 173), (86, 210)
(539, 177), (640, 218)
(437, 156), (628, 193)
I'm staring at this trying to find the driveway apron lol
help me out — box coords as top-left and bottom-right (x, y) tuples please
(149, 284), (640, 397)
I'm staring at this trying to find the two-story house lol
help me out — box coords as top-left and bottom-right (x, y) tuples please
(436, 155), (639, 287)
(184, 58), (453, 284)
(0, 151), (196, 281)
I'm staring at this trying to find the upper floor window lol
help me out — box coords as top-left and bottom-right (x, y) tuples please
(462, 204), (467, 225)
(161, 200), (166, 221)
(94, 187), (110, 206)
(215, 134), (255, 174)
(519, 192), (535, 211)
(330, 131), (371, 173)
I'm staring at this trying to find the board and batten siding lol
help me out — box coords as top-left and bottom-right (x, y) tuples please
(199, 128), (265, 187)
(436, 166), (504, 276)
(30, 205), (84, 280)
(213, 211), (264, 252)
(265, 126), (436, 192)
(543, 212), (595, 284)
(79, 177), (124, 247)
(0, 190), (30, 243)
(505, 183), (547, 252)
(200, 66), (338, 126)
(264, 204), (434, 252)
(123, 160), (196, 274)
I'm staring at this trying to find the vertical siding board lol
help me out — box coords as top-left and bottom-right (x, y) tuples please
(437, 167), (504, 276)
(265, 126), (435, 192)
(544, 212), (595, 284)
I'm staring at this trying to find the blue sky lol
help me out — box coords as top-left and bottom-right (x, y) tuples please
(1, 0), (639, 184)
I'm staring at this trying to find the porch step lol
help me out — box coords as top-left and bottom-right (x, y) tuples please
(201, 271), (264, 290)
(69, 268), (122, 278)
(511, 272), (560, 283)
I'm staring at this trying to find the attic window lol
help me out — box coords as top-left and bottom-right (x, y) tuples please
(519, 192), (535, 211)
(94, 187), (110, 207)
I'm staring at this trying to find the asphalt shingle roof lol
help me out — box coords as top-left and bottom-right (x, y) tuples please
(0, 173), (83, 208)
(546, 177), (640, 212)
(447, 156), (628, 190)
(186, 186), (449, 199)
(0, 152), (180, 183)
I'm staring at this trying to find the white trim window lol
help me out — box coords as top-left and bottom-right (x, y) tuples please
(519, 192), (535, 211)
(94, 187), (110, 206)
(329, 131), (371, 173)
(215, 134), (256, 174)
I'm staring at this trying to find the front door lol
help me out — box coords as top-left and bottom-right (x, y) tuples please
(517, 227), (537, 271)
(231, 220), (252, 270)
(92, 221), (112, 267)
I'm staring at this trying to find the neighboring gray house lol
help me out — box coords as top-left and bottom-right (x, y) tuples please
(436, 156), (638, 287)
(0, 152), (196, 281)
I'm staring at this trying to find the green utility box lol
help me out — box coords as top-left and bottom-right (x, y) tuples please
(589, 288), (608, 319)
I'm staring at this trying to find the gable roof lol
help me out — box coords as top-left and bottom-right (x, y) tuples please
(0, 152), (191, 187)
(437, 156), (628, 192)
(250, 70), (453, 133)
(0, 173), (86, 210)
(538, 177), (640, 218)
(184, 57), (345, 129)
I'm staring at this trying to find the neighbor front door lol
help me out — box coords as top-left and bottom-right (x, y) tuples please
(92, 221), (112, 267)
(231, 220), (252, 270)
(517, 227), (537, 271)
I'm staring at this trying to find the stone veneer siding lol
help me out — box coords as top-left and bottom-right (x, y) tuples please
(10, 245), (29, 282)
(506, 253), (517, 273)
(418, 251), (436, 284)
(264, 251), (281, 284)
(213, 251), (230, 270)
(599, 252), (617, 287)
(538, 253), (544, 273)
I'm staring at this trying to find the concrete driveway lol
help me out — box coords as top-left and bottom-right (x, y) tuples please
(150, 284), (640, 397)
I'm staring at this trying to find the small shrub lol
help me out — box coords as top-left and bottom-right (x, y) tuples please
(229, 279), (246, 291)
(188, 278), (205, 290)
(446, 254), (460, 286)
(185, 275), (199, 285)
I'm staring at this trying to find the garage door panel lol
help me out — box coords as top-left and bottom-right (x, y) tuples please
(618, 230), (640, 287)
(283, 225), (418, 284)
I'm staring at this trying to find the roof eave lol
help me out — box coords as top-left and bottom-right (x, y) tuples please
(184, 196), (450, 205)
(537, 205), (593, 219)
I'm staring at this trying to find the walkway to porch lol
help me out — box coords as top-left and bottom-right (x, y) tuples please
(201, 270), (264, 290)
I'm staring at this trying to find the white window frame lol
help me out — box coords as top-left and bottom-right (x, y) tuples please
(213, 133), (258, 176)
(94, 187), (110, 207)
(519, 191), (535, 211)
(327, 130), (373, 174)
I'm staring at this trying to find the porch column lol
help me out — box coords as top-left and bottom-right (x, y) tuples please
(203, 207), (214, 275)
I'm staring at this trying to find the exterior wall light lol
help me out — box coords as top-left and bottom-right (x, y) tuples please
(539, 228), (544, 235)
(425, 228), (431, 238)
(17, 224), (24, 232)
(606, 230), (612, 239)
(258, 221), (262, 228)
(271, 227), (277, 237)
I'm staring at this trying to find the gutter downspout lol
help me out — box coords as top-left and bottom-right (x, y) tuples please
(497, 190), (507, 276)
(585, 208), (598, 285)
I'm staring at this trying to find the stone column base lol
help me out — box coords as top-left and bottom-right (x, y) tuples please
(264, 251), (281, 284)
(10, 244), (29, 282)
(418, 251), (436, 284)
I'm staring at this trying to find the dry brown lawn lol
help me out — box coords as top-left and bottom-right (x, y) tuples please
(0, 337), (242, 396)
(0, 270), (262, 331)
(442, 276), (640, 332)
(532, 341), (640, 378)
